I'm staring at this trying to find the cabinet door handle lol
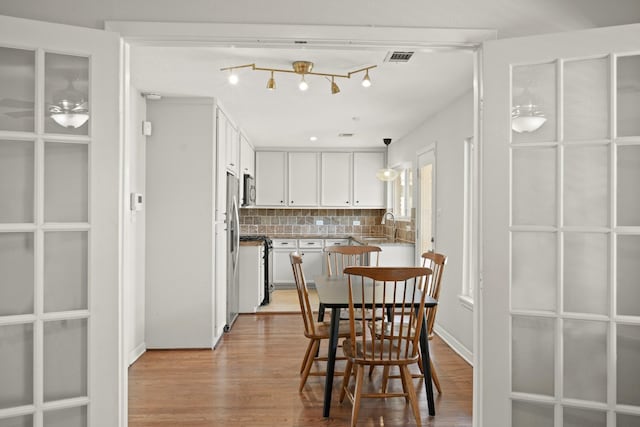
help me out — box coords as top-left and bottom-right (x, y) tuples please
(291, 201), (294, 204)
(281, 242), (289, 245)
(356, 200), (359, 204)
(346, 201), (349, 204)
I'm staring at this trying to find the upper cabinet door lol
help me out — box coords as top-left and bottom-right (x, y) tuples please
(321, 152), (352, 207)
(288, 152), (319, 206)
(353, 152), (385, 207)
(0, 15), (120, 427)
(240, 132), (255, 178)
(255, 151), (286, 206)
(482, 23), (640, 427)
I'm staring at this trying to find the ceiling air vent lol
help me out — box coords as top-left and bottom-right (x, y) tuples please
(384, 51), (415, 63)
(338, 133), (354, 138)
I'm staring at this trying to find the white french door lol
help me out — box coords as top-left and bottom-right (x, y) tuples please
(0, 15), (121, 427)
(482, 24), (640, 426)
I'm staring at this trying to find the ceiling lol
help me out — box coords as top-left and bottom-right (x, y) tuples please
(130, 45), (474, 149)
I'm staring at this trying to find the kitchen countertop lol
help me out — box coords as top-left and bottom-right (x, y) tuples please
(242, 234), (414, 246)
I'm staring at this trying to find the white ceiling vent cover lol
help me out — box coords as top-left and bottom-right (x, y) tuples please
(384, 51), (415, 63)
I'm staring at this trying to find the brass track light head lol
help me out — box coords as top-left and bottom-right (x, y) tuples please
(266, 71), (276, 90)
(331, 77), (340, 94)
(292, 61), (314, 74)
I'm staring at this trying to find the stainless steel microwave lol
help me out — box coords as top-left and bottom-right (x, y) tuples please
(242, 174), (256, 206)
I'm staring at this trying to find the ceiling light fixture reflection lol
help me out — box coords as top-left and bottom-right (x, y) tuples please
(48, 80), (89, 129)
(376, 138), (399, 182)
(309, 136), (318, 142)
(511, 87), (546, 133)
(220, 61), (376, 95)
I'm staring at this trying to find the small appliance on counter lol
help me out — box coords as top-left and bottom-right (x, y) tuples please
(239, 235), (273, 305)
(242, 174), (256, 207)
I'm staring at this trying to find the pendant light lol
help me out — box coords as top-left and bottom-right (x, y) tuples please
(376, 138), (399, 181)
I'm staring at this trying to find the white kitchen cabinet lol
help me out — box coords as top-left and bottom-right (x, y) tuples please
(298, 239), (324, 282)
(272, 239), (297, 288)
(288, 152), (319, 206)
(255, 151), (287, 206)
(240, 132), (255, 178)
(321, 152), (352, 207)
(220, 108), (239, 175)
(239, 242), (264, 313)
(377, 244), (415, 267)
(353, 152), (385, 207)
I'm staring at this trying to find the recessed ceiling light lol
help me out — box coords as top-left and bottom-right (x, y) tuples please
(309, 136), (318, 142)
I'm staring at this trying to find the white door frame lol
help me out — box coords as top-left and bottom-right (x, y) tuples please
(416, 144), (437, 258)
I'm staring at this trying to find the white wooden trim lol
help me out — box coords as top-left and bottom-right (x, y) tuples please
(128, 342), (146, 366)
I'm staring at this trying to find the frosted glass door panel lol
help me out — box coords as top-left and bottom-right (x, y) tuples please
(43, 406), (87, 427)
(44, 53), (89, 136)
(0, 324), (33, 409)
(43, 319), (87, 401)
(44, 231), (87, 312)
(563, 233), (608, 315)
(512, 400), (554, 427)
(512, 148), (557, 226)
(563, 407), (606, 427)
(0, 415), (32, 427)
(617, 325), (640, 406)
(512, 316), (555, 395)
(512, 232), (556, 311)
(512, 63), (557, 143)
(617, 145), (640, 226)
(563, 145), (609, 227)
(0, 47), (35, 133)
(0, 233), (34, 316)
(0, 140), (34, 223)
(564, 58), (609, 140)
(617, 55), (640, 137)
(617, 235), (640, 316)
(618, 414), (640, 427)
(44, 142), (88, 223)
(563, 320), (607, 402)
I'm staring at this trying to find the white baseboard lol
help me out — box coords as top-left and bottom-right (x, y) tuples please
(433, 324), (473, 366)
(128, 342), (146, 366)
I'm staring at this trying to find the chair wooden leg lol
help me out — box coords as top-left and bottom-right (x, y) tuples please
(300, 340), (313, 373)
(381, 365), (390, 393)
(339, 359), (353, 403)
(430, 358), (442, 394)
(350, 365), (365, 427)
(398, 365), (410, 403)
(401, 365), (422, 427)
(368, 364), (375, 377)
(299, 340), (320, 392)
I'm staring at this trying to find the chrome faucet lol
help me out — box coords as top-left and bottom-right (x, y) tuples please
(381, 211), (397, 239)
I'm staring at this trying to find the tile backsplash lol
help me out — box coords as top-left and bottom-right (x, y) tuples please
(240, 208), (415, 242)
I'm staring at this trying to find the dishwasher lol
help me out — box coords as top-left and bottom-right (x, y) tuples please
(239, 235), (273, 306)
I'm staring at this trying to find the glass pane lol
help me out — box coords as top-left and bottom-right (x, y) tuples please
(0, 415), (33, 427)
(512, 148), (557, 226)
(618, 413), (640, 427)
(44, 231), (87, 312)
(512, 63), (557, 143)
(563, 407), (606, 427)
(617, 235), (640, 317)
(44, 142), (88, 222)
(563, 320), (607, 402)
(564, 233), (608, 315)
(43, 406), (86, 427)
(617, 324), (640, 406)
(43, 319), (87, 402)
(0, 140), (34, 223)
(512, 232), (556, 311)
(512, 316), (555, 396)
(0, 47), (35, 132)
(0, 324), (33, 409)
(564, 145), (609, 227)
(564, 58), (609, 140)
(617, 145), (640, 226)
(44, 53), (89, 135)
(617, 55), (640, 137)
(0, 233), (34, 316)
(512, 400), (554, 427)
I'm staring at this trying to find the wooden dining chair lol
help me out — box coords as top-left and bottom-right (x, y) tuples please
(339, 266), (432, 427)
(375, 251), (448, 393)
(290, 252), (355, 391)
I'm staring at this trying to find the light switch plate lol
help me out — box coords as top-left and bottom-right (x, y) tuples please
(315, 220), (324, 225)
(353, 220), (360, 225)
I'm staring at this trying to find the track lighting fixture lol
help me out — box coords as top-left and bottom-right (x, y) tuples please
(220, 61), (376, 95)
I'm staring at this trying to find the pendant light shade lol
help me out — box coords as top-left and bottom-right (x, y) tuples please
(376, 138), (399, 181)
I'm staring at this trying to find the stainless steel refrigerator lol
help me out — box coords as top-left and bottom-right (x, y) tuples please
(224, 172), (240, 331)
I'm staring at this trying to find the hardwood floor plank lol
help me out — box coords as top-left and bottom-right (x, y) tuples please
(129, 314), (472, 426)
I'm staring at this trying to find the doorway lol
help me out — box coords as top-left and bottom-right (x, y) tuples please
(417, 147), (436, 256)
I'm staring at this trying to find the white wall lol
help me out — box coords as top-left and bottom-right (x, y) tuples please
(123, 86), (147, 364)
(390, 90), (474, 360)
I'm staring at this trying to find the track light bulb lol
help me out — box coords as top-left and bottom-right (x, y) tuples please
(331, 77), (340, 95)
(362, 70), (371, 88)
(299, 76), (309, 91)
(228, 70), (239, 85)
(266, 71), (276, 90)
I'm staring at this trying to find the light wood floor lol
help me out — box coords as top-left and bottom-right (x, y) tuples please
(257, 289), (318, 313)
(129, 314), (472, 426)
